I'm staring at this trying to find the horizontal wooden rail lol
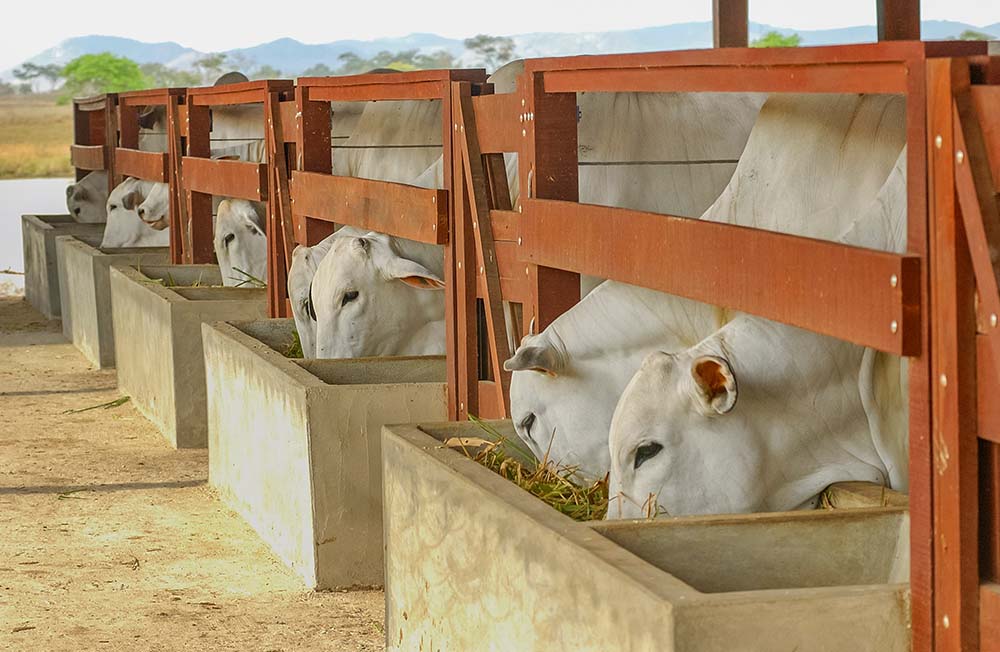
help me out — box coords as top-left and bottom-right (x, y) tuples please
(70, 145), (106, 171)
(519, 198), (921, 355)
(543, 62), (909, 95)
(182, 157), (267, 201)
(115, 148), (168, 182)
(290, 171), (448, 245)
(307, 81), (448, 103)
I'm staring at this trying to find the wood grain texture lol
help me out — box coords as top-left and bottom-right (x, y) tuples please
(712, 0), (748, 48)
(290, 172), (447, 244)
(182, 158), (267, 201)
(114, 148), (168, 182)
(70, 145), (106, 171)
(877, 0), (921, 41)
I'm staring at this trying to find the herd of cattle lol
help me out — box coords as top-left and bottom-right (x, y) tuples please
(61, 62), (910, 520)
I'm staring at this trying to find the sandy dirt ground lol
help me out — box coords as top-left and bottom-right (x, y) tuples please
(0, 297), (385, 651)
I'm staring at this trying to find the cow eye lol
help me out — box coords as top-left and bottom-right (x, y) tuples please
(109, 204), (117, 211)
(223, 233), (235, 247)
(519, 412), (536, 435)
(633, 442), (663, 470)
(341, 290), (359, 307)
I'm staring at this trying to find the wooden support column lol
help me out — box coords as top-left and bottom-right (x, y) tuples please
(72, 103), (88, 182)
(520, 71), (580, 335)
(712, 0), (748, 48)
(293, 85), (335, 247)
(103, 96), (118, 193)
(265, 92), (295, 318)
(928, 57), (980, 652)
(878, 0), (921, 41)
(166, 97), (186, 264)
(185, 103), (213, 264)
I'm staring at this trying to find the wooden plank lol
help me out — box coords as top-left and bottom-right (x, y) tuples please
(117, 87), (185, 105)
(308, 81), (448, 103)
(70, 145), (106, 171)
(294, 84), (332, 246)
(713, 0), (748, 48)
(544, 62), (909, 95)
(301, 68), (484, 88)
(490, 209), (518, 241)
(471, 93), (521, 154)
(183, 103), (214, 264)
(928, 57), (980, 652)
(266, 91), (294, 318)
(279, 100), (297, 144)
(166, 97), (185, 264)
(524, 74), (581, 333)
(458, 85), (512, 417)
(971, 86), (1000, 193)
(182, 157), (267, 201)
(981, 584), (1000, 652)
(982, 444), (1000, 583)
(908, 48), (934, 652)
(118, 104), (140, 150)
(114, 148), (168, 182)
(290, 171), (446, 244)
(978, 333), (1000, 446)
(877, 0), (921, 41)
(520, 198), (921, 355)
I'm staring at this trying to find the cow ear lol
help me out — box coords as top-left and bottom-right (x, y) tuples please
(385, 257), (445, 290)
(65, 184), (76, 199)
(120, 190), (141, 211)
(503, 343), (563, 376)
(690, 355), (737, 415)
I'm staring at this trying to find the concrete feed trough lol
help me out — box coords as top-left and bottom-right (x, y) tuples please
(21, 214), (105, 319)
(110, 264), (266, 448)
(56, 236), (169, 368)
(382, 421), (910, 652)
(202, 319), (448, 589)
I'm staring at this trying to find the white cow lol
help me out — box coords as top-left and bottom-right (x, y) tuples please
(100, 178), (170, 248)
(65, 171), (109, 223)
(607, 151), (909, 518)
(505, 93), (908, 482)
(213, 199), (267, 287)
(312, 231), (445, 359)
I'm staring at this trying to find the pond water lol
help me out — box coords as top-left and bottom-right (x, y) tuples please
(0, 177), (72, 295)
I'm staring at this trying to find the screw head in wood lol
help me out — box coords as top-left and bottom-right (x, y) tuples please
(432, 224), (436, 230)
(453, 124), (458, 131)
(890, 274), (898, 288)
(992, 313), (998, 328)
(934, 135), (943, 149)
(890, 320), (898, 334)
(522, 129), (526, 137)
(942, 615), (950, 629)
(518, 237), (522, 245)
(939, 374), (948, 387)
(458, 262), (462, 269)
(479, 266), (484, 274)
(521, 98), (525, 107)
(525, 267), (530, 276)
(956, 150), (965, 164)
(432, 196), (436, 203)
(473, 221), (477, 229)
(460, 402), (464, 411)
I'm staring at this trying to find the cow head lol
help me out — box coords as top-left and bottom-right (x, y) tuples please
(100, 178), (169, 248)
(504, 329), (616, 481)
(312, 232), (444, 359)
(214, 199), (267, 287)
(606, 350), (742, 519)
(65, 171), (109, 223)
(135, 182), (170, 230)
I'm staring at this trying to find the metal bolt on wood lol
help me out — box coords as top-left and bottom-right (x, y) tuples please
(890, 274), (898, 287)
(890, 320), (898, 333)
(956, 150), (964, 164)
(940, 374), (948, 387)
(943, 615), (950, 629)
(518, 237), (522, 245)
(991, 313), (998, 328)
(935, 134), (943, 149)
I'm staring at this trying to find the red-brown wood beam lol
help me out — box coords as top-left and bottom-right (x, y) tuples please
(713, 0), (748, 48)
(927, 57), (980, 652)
(877, 0), (921, 41)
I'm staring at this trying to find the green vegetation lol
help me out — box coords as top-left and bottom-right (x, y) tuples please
(956, 29), (996, 40)
(751, 31), (802, 48)
(0, 94), (73, 178)
(60, 53), (148, 100)
(463, 34), (517, 71)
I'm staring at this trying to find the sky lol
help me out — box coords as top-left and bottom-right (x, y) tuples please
(2, 0), (999, 71)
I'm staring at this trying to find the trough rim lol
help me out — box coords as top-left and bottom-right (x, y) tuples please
(385, 421), (911, 610)
(110, 263), (267, 305)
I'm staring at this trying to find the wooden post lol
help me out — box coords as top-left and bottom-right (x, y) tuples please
(521, 71), (580, 335)
(294, 85), (335, 247)
(877, 0), (921, 41)
(185, 103), (213, 264)
(166, 96), (186, 265)
(712, 0), (748, 48)
(928, 57), (980, 652)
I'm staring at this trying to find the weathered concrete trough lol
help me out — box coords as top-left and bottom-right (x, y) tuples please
(21, 214), (105, 319)
(202, 319), (448, 589)
(382, 421), (911, 652)
(110, 264), (266, 448)
(56, 236), (170, 368)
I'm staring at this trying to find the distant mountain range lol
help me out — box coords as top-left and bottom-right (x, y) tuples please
(5, 20), (998, 80)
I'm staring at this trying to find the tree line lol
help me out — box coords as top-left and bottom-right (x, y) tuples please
(2, 34), (518, 100)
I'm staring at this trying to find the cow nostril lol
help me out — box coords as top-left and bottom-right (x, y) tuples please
(73, 208), (81, 215)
